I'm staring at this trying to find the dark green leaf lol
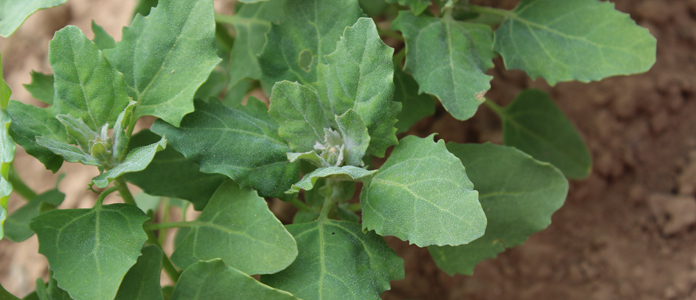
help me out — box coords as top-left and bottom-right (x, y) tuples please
(393, 65), (434, 133)
(105, 0), (221, 126)
(494, 0), (656, 85)
(269, 81), (330, 152)
(292, 210), (319, 224)
(170, 260), (299, 300)
(428, 143), (568, 275)
(30, 204), (149, 300)
(91, 136), (166, 188)
(115, 245), (163, 300)
(132, 0), (157, 17)
(46, 271), (72, 300)
(23, 71), (54, 105)
(150, 99), (299, 198)
(288, 166), (376, 194)
(4, 189), (64, 242)
(91, 21), (116, 50)
(7, 101), (64, 172)
(261, 220), (404, 300)
(361, 134), (486, 247)
(358, 0), (388, 17)
(0, 0), (68, 37)
(171, 181), (297, 275)
(0, 281), (20, 300)
(385, 0), (431, 15)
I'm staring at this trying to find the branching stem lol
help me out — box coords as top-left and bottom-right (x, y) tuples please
(468, 5), (510, 17)
(289, 198), (315, 212)
(96, 186), (119, 207)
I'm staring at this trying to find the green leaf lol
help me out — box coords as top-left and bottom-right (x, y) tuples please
(133, 192), (161, 214)
(495, 89), (592, 179)
(170, 259), (299, 300)
(428, 143), (568, 275)
(0, 0), (68, 37)
(288, 166), (376, 194)
(261, 220), (404, 300)
(125, 130), (226, 210)
(55, 114), (99, 152)
(171, 181), (297, 275)
(133, 0), (157, 17)
(269, 81), (330, 152)
(359, 0), (388, 17)
(385, 0), (431, 15)
(91, 21), (116, 50)
(0, 281), (20, 300)
(34, 279), (48, 300)
(91, 136), (166, 188)
(46, 271), (72, 300)
(4, 189), (64, 242)
(150, 99), (299, 198)
(287, 151), (325, 168)
(361, 134), (486, 247)
(35, 136), (101, 166)
(0, 54), (13, 241)
(393, 65), (434, 133)
(292, 210), (319, 224)
(105, 0), (221, 126)
(115, 245), (163, 300)
(30, 204), (149, 300)
(304, 178), (355, 206)
(493, 0), (656, 85)
(7, 101), (64, 172)
(335, 109), (369, 166)
(392, 12), (495, 121)
(316, 17), (400, 157)
(258, 0), (363, 88)
(49, 26), (130, 130)
(23, 71), (54, 105)
(111, 101), (136, 160)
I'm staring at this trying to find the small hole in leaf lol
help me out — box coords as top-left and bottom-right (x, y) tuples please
(299, 49), (313, 72)
(331, 232), (335, 235)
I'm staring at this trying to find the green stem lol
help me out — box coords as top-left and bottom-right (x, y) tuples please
(143, 221), (197, 231)
(483, 99), (506, 118)
(8, 165), (37, 200)
(347, 203), (361, 212)
(289, 198), (315, 212)
(144, 226), (180, 283)
(468, 5), (510, 17)
(96, 186), (120, 206)
(318, 180), (341, 220)
(158, 200), (171, 246)
(377, 27), (404, 42)
(114, 176), (137, 206)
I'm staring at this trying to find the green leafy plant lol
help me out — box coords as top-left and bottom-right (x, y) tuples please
(0, 0), (655, 299)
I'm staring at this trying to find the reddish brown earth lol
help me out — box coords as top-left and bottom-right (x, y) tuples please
(1, 0), (695, 299)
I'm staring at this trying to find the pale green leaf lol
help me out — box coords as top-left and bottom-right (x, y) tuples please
(105, 0), (221, 126)
(150, 99), (299, 198)
(261, 220), (404, 300)
(170, 260), (299, 300)
(30, 204), (149, 300)
(269, 81), (330, 152)
(428, 143), (568, 275)
(288, 166), (376, 194)
(171, 181), (297, 275)
(49, 26), (130, 130)
(335, 109), (369, 166)
(55, 114), (99, 152)
(361, 134), (486, 247)
(393, 65), (434, 133)
(7, 101), (65, 172)
(91, 21), (116, 50)
(385, 0), (431, 15)
(0, 0), (67, 37)
(114, 245), (163, 300)
(4, 189), (64, 242)
(287, 151), (325, 168)
(23, 71), (54, 105)
(111, 101), (136, 160)
(91, 136), (166, 188)
(494, 0), (657, 85)
(133, 192), (161, 214)
(36, 136), (101, 166)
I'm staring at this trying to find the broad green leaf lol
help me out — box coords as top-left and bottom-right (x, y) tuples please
(269, 81), (330, 152)
(115, 245), (163, 300)
(91, 21), (116, 50)
(7, 101), (64, 172)
(428, 143), (568, 275)
(494, 0), (656, 85)
(170, 260), (299, 300)
(4, 189), (64, 242)
(0, 281), (20, 300)
(359, 0), (388, 17)
(261, 220), (404, 300)
(258, 0), (363, 88)
(393, 12), (495, 121)
(23, 71), (54, 105)
(46, 271), (72, 300)
(30, 204), (149, 300)
(335, 109), (369, 166)
(91, 136), (166, 188)
(150, 99), (299, 198)
(49, 26), (130, 130)
(288, 166), (376, 194)
(361, 135), (486, 247)
(34, 279), (49, 300)
(125, 130), (226, 210)
(496, 89), (592, 179)
(105, 0), (220, 126)
(0, 0), (67, 37)
(171, 181), (297, 275)
(393, 65), (434, 133)
(385, 0), (431, 15)
(35, 137), (101, 166)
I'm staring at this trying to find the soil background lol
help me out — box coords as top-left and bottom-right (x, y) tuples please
(1, 0), (695, 299)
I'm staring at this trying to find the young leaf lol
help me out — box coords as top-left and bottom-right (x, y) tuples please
(494, 89), (592, 179)
(91, 136), (166, 188)
(114, 245), (163, 300)
(428, 143), (568, 275)
(261, 220), (404, 300)
(7, 102), (65, 172)
(493, 0), (657, 85)
(258, 0), (362, 88)
(269, 81), (330, 152)
(49, 26), (130, 130)
(288, 166), (376, 194)
(124, 130), (226, 210)
(335, 109), (369, 166)
(385, 0), (431, 15)
(4, 189), (64, 242)
(30, 204), (149, 300)
(35, 137), (101, 166)
(23, 71), (54, 105)
(393, 65), (435, 133)
(0, 280), (20, 300)
(150, 99), (299, 198)
(392, 11), (495, 121)
(171, 181), (298, 275)
(316, 18), (401, 157)
(55, 114), (99, 151)
(0, 0), (68, 37)
(170, 259), (299, 300)
(361, 134), (486, 247)
(91, 21), (116, 50)
(111, 101), (136, 160)
(105, 0), (220, 126)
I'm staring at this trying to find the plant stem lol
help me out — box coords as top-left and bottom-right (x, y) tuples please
(96, 186), (120, 206)
(468, 5), (510, 18)
(483, 99), (506, 118)
(347, 203), (361, 212)
(158, 200), (171, 246)
(143, 221), (198, 231)
(377, 27), (404, 42)
(318, 180), (340, 220)
(289, 198), (315, 212)
(8, 165), (37, 200)
(144, 227), (180, 283)
(114, 176), (137, 206)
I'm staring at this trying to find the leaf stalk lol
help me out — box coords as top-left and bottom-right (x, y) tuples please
(114, 176), (137, 206)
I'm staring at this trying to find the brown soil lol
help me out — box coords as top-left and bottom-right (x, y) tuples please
(1, 0), (695, 299)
